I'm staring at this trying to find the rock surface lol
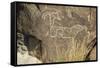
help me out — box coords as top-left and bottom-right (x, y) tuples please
(17, 51), (42, 65)
(16, 3), (97, 64)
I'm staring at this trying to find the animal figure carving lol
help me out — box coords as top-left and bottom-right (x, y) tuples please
(42, 8), (88, 39)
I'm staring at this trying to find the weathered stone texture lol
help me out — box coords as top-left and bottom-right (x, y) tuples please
(17, 3), (97, 63)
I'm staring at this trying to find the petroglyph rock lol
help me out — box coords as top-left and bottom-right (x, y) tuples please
(17, 3), (97, 63)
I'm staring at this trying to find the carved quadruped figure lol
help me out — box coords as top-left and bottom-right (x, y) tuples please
(42, 7), (88, 40)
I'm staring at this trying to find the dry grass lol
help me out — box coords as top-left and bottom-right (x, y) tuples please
(53, 35), (90, 62)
